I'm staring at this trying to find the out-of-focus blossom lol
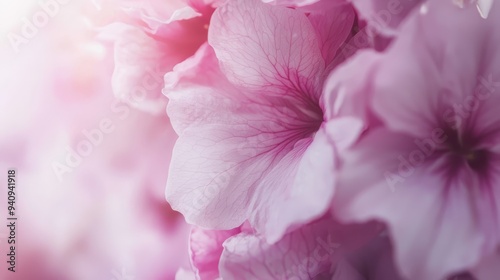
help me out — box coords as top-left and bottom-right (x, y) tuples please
(330, 1), (500, 279)
(165, 0), (357, 243)
(0, 1), (189, 279)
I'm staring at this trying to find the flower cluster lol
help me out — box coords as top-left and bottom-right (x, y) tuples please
(111, 0), (500, 279)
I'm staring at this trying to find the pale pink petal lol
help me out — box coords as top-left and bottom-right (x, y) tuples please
(472, 251), (500, 280)
(262, 0), (323, 6)
(262, 0), (349, 13)
(307, 4), (355, 68)
(372, 0), (500, 139)
(166, 6), (202, 23)
(220, 217), (379, 279)
(190, 227), (241, 280)
(324, 117), (365, 151)
(120, 0), (190, 30)
(209, 0), (325, 98)
(477, 0), (494, 18)
(165, 46), (273, 228)
(167, 74), (330, 235)
(322, 50), (382, 126)
(166, 0), (352, 241)
(110, 25), (178, 113)
(350, 0), (423, 35)
(104, 0), (214, 115)
(175, 268), (197, 280)
(163, 43), (222, 97)
(250, 128), (336, 243)
(166, 45), (306, 229)
(334, 129), (492, 280)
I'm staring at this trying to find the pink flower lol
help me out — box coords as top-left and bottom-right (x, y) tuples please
(330, 1), (500, 279)
(102, 0), (216, 113)
(165, 0), (358, 242)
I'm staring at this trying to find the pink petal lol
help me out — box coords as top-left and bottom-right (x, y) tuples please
(322, 50), (382, 127)
(190, 227), (241, 280)
(262, 0), (324, 6)
(472, 251), (500, 280)
(371, 0), (500, 139)
(333, 235), (403, 280)
(110, 25), (174, 113)
(166, 45), (287, 229)
(331, 259), (366, 280)
(220, 217), (379, 279)
(121, 0), (191, 31)
(166, 71), (333, 238)
(307, 4), (355, 69)
(166, 0), (352, 241)
(334, 129), (491, 280)
(251, 128), (337, 243)
(209, 0), (325, 99)
(175, 268), (197, 280)
(477, 0), (494, 18)
(350, 0), (423, 36)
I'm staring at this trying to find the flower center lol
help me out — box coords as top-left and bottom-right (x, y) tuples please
(464, 149), (490, 171)
(441, 127), (491, 176)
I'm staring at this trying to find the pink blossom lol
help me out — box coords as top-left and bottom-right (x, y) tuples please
(165, 0), (358, 242)
(330, 1), (500, 279)
(101, 0), (216, 113)
(0, 4), (190, 277)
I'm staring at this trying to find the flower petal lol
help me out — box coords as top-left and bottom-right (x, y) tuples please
(209, 0), (325, 100)
(220, 217), (379, 279)
(306, 4), (355, 68)
(351, 0), (423, 36)
(334, 129), (491, 280)
(372, 0), (500, 139)
(190, 227), (241, 280)
(166, 0), (345, 241)
(472, 251), (500, 280)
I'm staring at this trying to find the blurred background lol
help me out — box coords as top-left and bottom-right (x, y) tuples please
(0, 1), (190, 279)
